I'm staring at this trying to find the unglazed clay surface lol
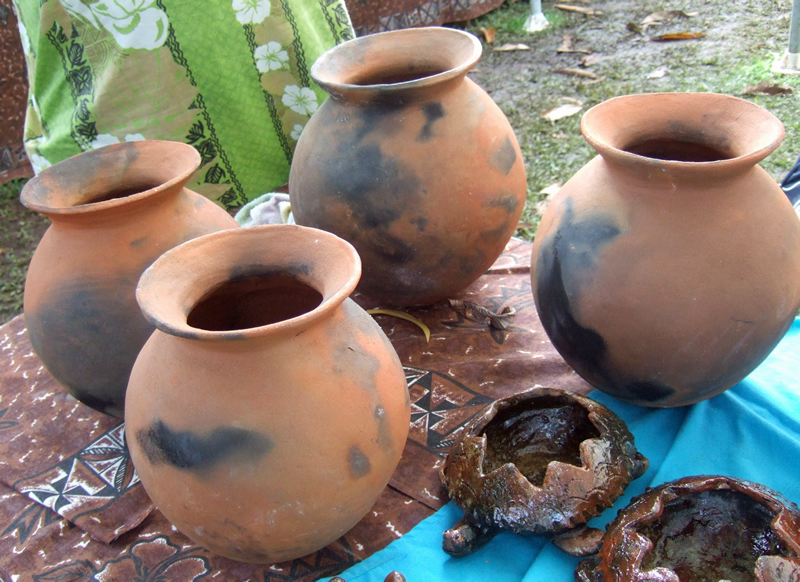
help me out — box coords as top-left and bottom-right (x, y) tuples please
(22, 140), (238, 417)
(290, 27), (527, 306)
(439, 388), (647, 556)
(125, 225), (411, 563)
(532, 93), (800, 407)
(576, 475), (800, 582)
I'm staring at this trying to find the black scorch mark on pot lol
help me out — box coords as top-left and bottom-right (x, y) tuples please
(348, 445), (372, 479)
(488, 135), (518, 176)
(136, 420), (272, 472)
(418, 102), (445, 142)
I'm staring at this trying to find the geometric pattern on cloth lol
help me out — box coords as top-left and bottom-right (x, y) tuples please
(15, 424), (138, 524)
(405, 367), (492, 457)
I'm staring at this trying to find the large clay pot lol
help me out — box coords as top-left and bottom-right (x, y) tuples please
(531, 93), (800, 408)
(22, 141), (238, 417)
(290, 27), (527, 306)
(125, 225), (411, 563)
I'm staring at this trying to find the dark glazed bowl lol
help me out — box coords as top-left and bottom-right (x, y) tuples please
(576, 475), (800, 582)
(439, 388), (648, 557)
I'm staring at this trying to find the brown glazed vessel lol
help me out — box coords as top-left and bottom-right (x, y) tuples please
(125, 225), (411, 563)
(21, 141), (238, 417)
(531, 93), (800, 408)
(439, 388), (647, 557)
(290, 27), (527, 306)
(576, 475), (800, 582)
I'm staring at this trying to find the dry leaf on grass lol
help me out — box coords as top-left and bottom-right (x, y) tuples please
(542, 103), (583, 122)
(555, 67), (601, 79)
(557, 35), (592, 54)
(649, 32), (705, 41)
(493, 43), (531, 51)
(641, 10), (698, 27)
(741, 81), (794, 96)
(481, 26), (496, 43)
(647, 67), (669, 78)
(536, 183), (562, 215)
(580, 54), (601, 67)
(554, 4), (602, 15)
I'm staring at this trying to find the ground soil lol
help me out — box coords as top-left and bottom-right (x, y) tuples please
(1, 0), (798, 323)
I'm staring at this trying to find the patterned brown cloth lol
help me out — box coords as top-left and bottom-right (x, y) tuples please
(0, 239), (592, 581)
(345, 0), (506, 37)
(0, 0), (33, 185)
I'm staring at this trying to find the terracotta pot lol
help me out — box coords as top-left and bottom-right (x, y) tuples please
(531, 93), (800, 408)
(22, 141), (238, 417)
(125, 225), (410, 563)
(576, 475), (800, 582)
(289, 27), (527, 306)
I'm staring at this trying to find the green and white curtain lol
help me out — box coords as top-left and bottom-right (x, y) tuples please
(12, 0), (354, 210)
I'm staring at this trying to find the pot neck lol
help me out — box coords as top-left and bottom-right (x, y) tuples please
(20, 140), (200, 226)
(581, 92), (784, 184)
(311, 27), (481, 104)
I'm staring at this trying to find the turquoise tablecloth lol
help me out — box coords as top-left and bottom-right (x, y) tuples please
(324, 318), (800, 581)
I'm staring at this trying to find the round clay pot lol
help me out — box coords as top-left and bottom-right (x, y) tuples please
(125, 225), (411, 563)
(531, 93), (800, 408)
(576, 475), (800, 582)
(290, 27), (527, 306)
(22, 141), (238, 417)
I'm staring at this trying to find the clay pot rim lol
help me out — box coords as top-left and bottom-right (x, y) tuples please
(310, 27), (482, 97)
(20, 140), (200, 216)
(581, 92), (785, 173)
(136, 225), (362, 341)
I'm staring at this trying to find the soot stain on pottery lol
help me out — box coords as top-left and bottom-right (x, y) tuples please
(417, 102), (445, 142)
(26, 280), (155, 417)
(488, 135), (518, 176)
(536, 202), (677, 403)
(348, 445), (372, 479)
(322, 143), (422, 230)
(136, 419), (272, 472)
(130, 236), (148, 247)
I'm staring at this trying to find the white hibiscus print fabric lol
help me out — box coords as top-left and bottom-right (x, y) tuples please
(59, 0), (169, 50)
(290, 123), (304, 140)
(232, 0), (270, 24)
(255, 41), (289, 73)
(282, 85), (318, 116)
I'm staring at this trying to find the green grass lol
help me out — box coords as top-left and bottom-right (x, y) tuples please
(0, 178), (47, 324)
(465, 0), (569, 35)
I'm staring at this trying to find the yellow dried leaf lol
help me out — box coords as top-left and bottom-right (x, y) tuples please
(649, 32), (705, 42)
(741, 82), (794, 96)
(367, 309), (431, 342)
(554, 4), (602, 15)
(542, 103), (583, 122)
(554, 68), (600, 79)
(493, 43), (531, 52)
(481, 26), (496, 43)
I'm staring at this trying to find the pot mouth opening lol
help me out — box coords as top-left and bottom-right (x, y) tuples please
(186, 272), (324, 332)
(20, 140), (200, 215)
(637, 489), (787, 581)
(312, 27), (481, 93)
(480, 394), (599, 487)
(622, 137), (734, 163)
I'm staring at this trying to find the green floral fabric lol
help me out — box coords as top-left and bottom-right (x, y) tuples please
(12, 0), (353, 209)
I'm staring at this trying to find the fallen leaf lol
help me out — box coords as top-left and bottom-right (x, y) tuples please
(554, 67), (600, 79)
(542, 103), (583, 122)
(367, 309), (431, 342)
(481, 26), (496, 43)
(649, 32), (705, 41)
(627, 21), (644, 34)
(580, 54), (601, 67)
(554, 4), (602, 16)
(536, 183), (562, 215)
(557, 34), (592, 53)
(647, 67), (670, 78)
(540, 182), (562, 196)
(741, 81), (794, 96)
(493, 43), (531, 51)
(641, 10), (698, 26)
(448, 299), (516, 331)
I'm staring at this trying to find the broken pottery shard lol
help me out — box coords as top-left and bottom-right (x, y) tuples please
(576, 475), (800, 582)
(439, 387), (648, 556)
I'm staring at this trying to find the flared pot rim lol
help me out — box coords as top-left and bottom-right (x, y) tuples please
(580, 92), (785, 175)
(135, 224), (362, 342)
(20, 140), (200, 217)
(310, 26), (482, 98)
